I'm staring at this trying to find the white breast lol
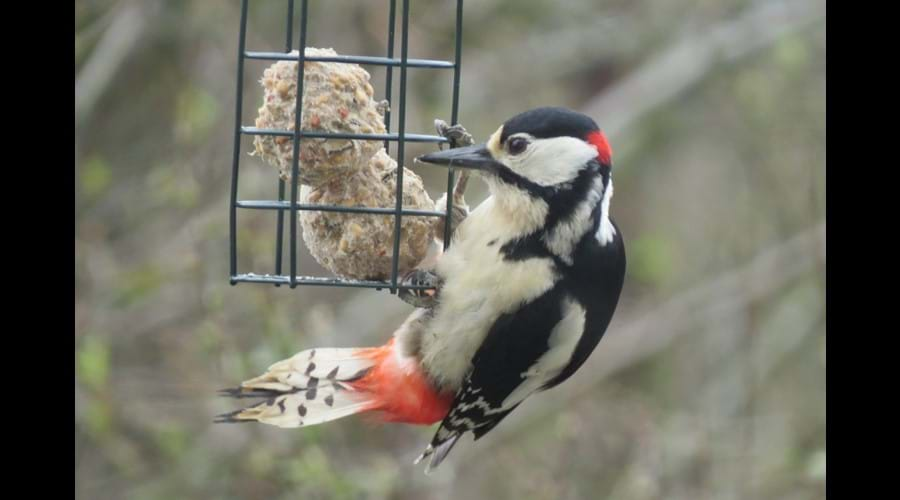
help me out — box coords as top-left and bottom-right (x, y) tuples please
(419, 196), (559, 390)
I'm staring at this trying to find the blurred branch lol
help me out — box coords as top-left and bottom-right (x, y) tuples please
(75, 4), (120, 50)
(457, 14), (632, 105)
(464, 220), (825, 453)
(713, 303), (823, 419)
(583, 0), (824, 140)
(696, 292), (823, 427)
(75, 1), (160, 128)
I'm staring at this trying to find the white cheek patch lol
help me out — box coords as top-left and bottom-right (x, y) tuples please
(507, 136), (598, 187)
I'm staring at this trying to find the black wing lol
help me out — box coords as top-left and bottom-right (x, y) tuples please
(543, 219), (626, 389)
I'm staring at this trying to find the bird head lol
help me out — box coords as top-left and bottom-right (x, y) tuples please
(417, 107), (615, 242)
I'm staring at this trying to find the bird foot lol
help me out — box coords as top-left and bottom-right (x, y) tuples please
(435, 119), (475, 149)
(398, 269), (443, 308)
(432, 119), (473, 240)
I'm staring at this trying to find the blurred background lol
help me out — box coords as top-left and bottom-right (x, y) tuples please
(74, 0), (825, 498)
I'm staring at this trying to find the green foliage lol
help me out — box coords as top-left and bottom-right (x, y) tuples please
(628, 232), (676, 286)
(146, 165), (200, 209)
(175, 85), (220, 145)
(282, 447), (362, 500)
(113, 264), (165, 308)
(83, 399), (113, 437)
(153, 422), (190, 461)
(80, 155), (113, 200)
(774, 34), (812, 73)
(77, 334), (110, 393)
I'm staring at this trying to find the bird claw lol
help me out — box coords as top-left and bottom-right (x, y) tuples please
(398, 269), (443, 308)
(432, 119), (473, 241)
(376, 99), (391, 116)
(435, 119), (474, 150)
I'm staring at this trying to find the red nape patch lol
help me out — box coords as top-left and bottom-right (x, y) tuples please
(587, 130), (613, 166)
(349, 339), (453, 425)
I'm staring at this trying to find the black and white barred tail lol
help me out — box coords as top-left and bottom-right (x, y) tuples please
(215, 347), (376, 428)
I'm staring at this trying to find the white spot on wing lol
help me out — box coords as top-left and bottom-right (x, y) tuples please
(500, 298), (586, 409)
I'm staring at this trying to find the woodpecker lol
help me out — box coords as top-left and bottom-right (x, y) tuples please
(217, 107), (626, 473)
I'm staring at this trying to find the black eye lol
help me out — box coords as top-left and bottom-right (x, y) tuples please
(507, 137), (529, 155)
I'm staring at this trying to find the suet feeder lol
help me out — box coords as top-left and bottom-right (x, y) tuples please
(228, 0), (465, 292)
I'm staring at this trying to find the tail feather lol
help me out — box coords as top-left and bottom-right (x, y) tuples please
(217, 340), (453, 435)
(217, 386), (283, 399)
(221, 385), (372, 428)
(414, 431), (462, 474)
(216, 347), (380, 429)
(239, 347), (376, 393)
(213, 408), (257, 424)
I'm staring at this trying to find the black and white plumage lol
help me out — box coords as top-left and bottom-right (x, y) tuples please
(412, 107), (626, 471)
(217, 107), (626, 474)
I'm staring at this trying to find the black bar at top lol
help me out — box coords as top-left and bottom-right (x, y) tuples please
(244, 51), (454, 69)
(289, 0), (309, 288)
(229, 0), (250, 284)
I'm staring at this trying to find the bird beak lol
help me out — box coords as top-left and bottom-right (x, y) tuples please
(415, 143), (499, 171)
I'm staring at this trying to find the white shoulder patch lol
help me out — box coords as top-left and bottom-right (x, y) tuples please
(544, 176), (604, 264)
(595, 181), (616, 246)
